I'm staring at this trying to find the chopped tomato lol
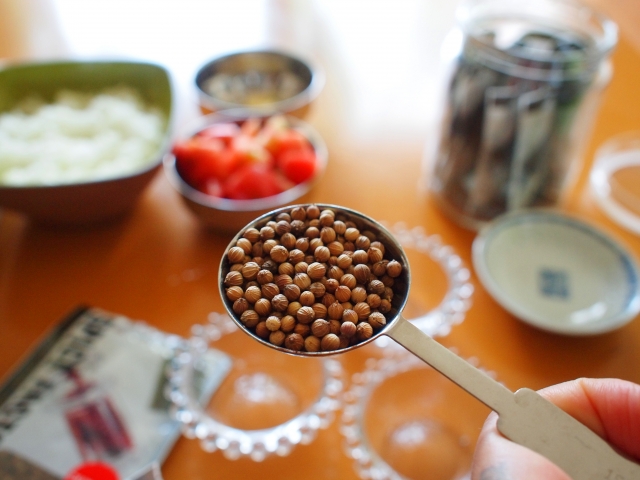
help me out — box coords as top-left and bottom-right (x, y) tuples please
(265, 128), (311, 158)
(223, 164), (288, 200)
(278, 146), (317, 184)
(173, 137), (238, 189)
(196, 122), (241, 147)
(172, 117), (318, 200)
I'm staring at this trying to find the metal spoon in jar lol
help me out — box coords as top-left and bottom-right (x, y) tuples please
(219, 204), (640, 480)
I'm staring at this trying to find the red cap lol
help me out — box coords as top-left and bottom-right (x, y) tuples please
(65, 462), (119, 480)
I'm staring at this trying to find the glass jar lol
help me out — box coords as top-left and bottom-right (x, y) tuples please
(428, 0), (617, 230)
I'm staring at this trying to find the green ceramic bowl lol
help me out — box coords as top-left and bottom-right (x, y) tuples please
(0, 60), (173, 226)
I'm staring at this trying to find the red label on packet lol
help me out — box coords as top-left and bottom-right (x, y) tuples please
(64, 462), (120, 480)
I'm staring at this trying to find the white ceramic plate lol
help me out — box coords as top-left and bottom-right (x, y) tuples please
(472, 210), (640, 335)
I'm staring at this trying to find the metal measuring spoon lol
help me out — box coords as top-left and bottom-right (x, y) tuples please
(219, 204), (640, 480)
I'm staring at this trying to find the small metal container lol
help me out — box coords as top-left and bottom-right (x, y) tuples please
(195, 50), (324, 118)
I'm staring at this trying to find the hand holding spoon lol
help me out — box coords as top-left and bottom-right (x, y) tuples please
(219, 204), (640, 480)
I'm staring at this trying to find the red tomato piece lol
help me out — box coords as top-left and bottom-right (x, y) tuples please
(223, 164), (288, 200)
(277, 147), (318, 184)
(173, 137), (239, 190)
(265, 128), (311, 158)
(196, 122), (241, 147)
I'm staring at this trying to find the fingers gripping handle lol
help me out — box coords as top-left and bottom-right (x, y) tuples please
(497, 388), (640, 480)
(386, 317), (640, 480)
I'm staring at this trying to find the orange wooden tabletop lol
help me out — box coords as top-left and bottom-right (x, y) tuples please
(1, 1), (639, 479)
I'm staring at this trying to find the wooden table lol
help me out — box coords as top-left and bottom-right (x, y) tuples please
(1, 1), (639, 478)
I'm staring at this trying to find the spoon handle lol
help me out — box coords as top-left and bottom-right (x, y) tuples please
(386, 316), (640, 480)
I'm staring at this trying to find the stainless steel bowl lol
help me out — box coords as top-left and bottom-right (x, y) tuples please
(194, 50), (324, 118)
(163, 113), (328, 234)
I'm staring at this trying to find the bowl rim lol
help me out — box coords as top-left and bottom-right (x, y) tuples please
(472, 209), (640, 335)
(163, 112), (328, 212)
(0, 58), (174, 190)
(194, 48), (325, 115)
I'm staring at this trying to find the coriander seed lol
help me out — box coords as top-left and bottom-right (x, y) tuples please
(270, 245), (289, 263)
(320, 227), (336, 243)
(294, 323), (310, 337)
(335, 285), (352, 303)
(296, 306), (315, 324)
(304, 335), (321, 352)
(225, 286), (244, 302)
(327, 241), (344, 256)
(311, 319), (330, 337)
(275, 220), (291, 236)
(275, 274), (293, 289)
(309, 282), (326, 298)
(276, 212), (292, 223)
(321, 333), (340, 351)
(351, 286), (367, 304)
(353, 264), (370, 284)
(271, 294), (289, 312)
(290, 220), (306, 236)
(342, 309), (358, 324)
(368, 311), (386, 329)
(283, 284), (301, 301)
(321, 292), (336, 307)
(314, 245), (330, 263)
(352, 250), (369, 264)
(328, 265), (344, 280)
(236, 238), (252, 254)
(379, 299), (392, 313)
(227, 246), (246, 264)
(340, 273), (357, 289)
(269, 330), (286, 346)
(340, 321), (357, 337)
(280, 315), (296, 332)
(307, 262), (326, 280)
(291, 206), (307, 221)
(255, 321), (270, 339)
(281, 232), (296, 249)
(344, 227), (360, 242)
(305, 226), (320, 239)
(261, 283), (279, 300)
(278, 262), (295, 276)
(265, 316), (282, 331)
(287, 301), (302, 317)
(386, 260), (403, 278)
(324, 278), (339, 293)
(295, 237), (310, 252)
(294, 261), (309, 274)
(260, 226), (275, 240)
(355, 235), (371, 250)
(293, 272), (311, 290)
(367, 293), (382, 309)
(243, 227), (260, 243)
(224, 271), (243, 287)
(356, 322), (373, 340)
(354, 302), (371, 320)
(241, 310), (259, 327)
(262, 239), (278, 254)
(299, 290), (315, 306)
(244, 285), (262, 303)
(312, 302), (328, 320)
(333, 220), (346, 235)
(328, 302), (344, 320)
(285, 333), (304, 351)
(329, 319), (341, 335)
(254, 298), (272, 317)
(233, 298), (249, 315)
(257, 269), (274, 285)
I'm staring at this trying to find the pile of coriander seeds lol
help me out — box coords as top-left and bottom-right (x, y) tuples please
(221, 205), (407, 353)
